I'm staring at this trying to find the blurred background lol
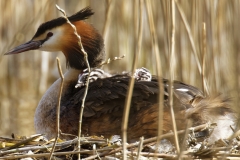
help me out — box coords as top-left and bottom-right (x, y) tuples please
(0, 0), (239, 137)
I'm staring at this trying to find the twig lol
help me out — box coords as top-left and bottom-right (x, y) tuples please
(0, 134), (43, 151)
(1, 149), (113, 160)
(169, 0), (180, 153)
(104, 123), (213, 157)
(145, 0), (164, 154)
(4, 145), (238, 160)
(229, 129), (240, 140)
(49, 57), (64, 159)
(87, 151), (179, 159)
(99, 55), (125, 67)
(129, 151), (177, 159)
(55, 5), (91, 160)
(0, 123), (213, 159)
(82, 151), (111, 160)
(122, 0), (143, 159)
(0, 138), (108, 157)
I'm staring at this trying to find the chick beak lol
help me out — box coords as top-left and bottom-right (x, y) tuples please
(4, 40), (42, 55)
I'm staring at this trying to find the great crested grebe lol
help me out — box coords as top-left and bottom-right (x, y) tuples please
(5, 7), (236, 143)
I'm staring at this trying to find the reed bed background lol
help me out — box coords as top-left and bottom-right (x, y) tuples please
(0, 0), (239, 140)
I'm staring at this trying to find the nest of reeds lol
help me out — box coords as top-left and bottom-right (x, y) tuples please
(0, 122), (240, 160)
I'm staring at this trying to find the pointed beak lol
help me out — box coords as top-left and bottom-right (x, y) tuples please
(4, 40), (42, 55)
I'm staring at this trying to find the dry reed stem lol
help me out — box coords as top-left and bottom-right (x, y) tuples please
(122, 0), (143, 159)
(175, 0), (209, 95)
(134, 0), (139, 39)
(202, 23), (207, 95)
(49, 57), (64, 160)
(55, 5), (91, 160)
(209, 0), (219, 92)
(101, 0), (114, 62)
(144, 0), (164, 155)
(178, 120), (193, 159)
(102, 0), (114, 45)
(136, 137), (144, 160)
(169, 0), (180, 154)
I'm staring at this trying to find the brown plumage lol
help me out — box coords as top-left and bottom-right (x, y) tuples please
(5, 7), (236, 142)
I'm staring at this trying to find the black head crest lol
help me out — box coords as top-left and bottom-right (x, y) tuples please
(32, 7), (94, 39)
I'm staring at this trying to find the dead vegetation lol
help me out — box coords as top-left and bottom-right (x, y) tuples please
(0, 123), (240, 159)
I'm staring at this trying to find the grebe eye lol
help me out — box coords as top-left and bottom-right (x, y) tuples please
(47, 32), (53, 37)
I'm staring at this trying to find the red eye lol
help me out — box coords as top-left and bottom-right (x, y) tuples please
(47, 32), (53, 37)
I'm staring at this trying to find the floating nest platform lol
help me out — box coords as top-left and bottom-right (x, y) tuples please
(0, 123), (239, 159)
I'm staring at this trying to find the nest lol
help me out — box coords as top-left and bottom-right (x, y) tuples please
(0, 123), (239, 160)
